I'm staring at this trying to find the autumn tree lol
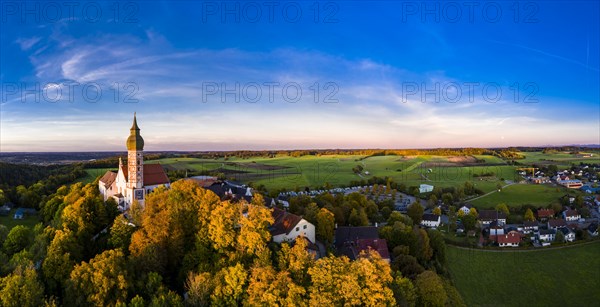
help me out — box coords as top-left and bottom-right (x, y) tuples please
(469, 207), (478, 217)
(65, 249), (130, 306)
(432, 207), (441, 216)
(245, 266), (306, 306)
(211, 263), (248, 305)
(0, 265), (45, 307)
(316, 208), (335, 245)
(524, 208), (535, 221)
(391, 273), (417, 307)
(461, 214), (477, 232)
(277, 237), (315, 286)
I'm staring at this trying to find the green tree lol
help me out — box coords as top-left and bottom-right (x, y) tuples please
(555, 230), (565, 243)
(391, 273), (416, 307)
(348, 208), (369, 226)
(109, 214), (136, 252)
(3, 225), (32, 256)
(461, 214), (477, 232)
(427, 195), (438, 209)
(407, 202), (424, 225)
(414, 271), (447, 307)
(495, 203), (509, 216)
(0, 265), (45, 307)
(316, 208), (335, 245)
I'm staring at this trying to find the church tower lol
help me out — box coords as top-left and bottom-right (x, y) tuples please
(126, 113), (144, 193)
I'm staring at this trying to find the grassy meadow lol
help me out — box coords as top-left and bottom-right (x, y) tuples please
(469, 184), (569, 208)
(0, 209), (41, 231)
(447, 242), (600, 306)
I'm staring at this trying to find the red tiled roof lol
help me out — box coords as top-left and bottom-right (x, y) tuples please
(121, 164), (170, 186)
(143, 164), (170, 186)
(270, 208), (302, 236)
(563, 209), (579, 217)
(355, 239), (390, 260)
(99, 171), (117, 188)
(497, 232), (521, 244)
(537, 209), (555, 218)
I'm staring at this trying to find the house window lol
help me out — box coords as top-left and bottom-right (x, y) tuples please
(295, 227), (299, 232)
(303, 225), (307, 229)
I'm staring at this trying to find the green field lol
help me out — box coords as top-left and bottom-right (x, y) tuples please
(520, 151), (600, 168)
(447, 243), (600, 306)
(77, 168), (116, 184)
(469, 183), (570, 208)
(0, 209), (41, 231)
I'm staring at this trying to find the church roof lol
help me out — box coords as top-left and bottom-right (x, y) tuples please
(121, 163), (170, 186)
(99, 171), (117, 188)
(126, 113), (144, 151)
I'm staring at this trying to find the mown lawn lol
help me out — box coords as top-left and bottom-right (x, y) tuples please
(0, 209), (41, 231)
(75, 168), (116, 184)
(447, 242), (600, 307)
(470, 183), (572, 208)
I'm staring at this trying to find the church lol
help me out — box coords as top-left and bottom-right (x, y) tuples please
(99, 114), (170, 210)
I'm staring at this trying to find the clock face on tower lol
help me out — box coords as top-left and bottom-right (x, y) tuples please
(134, 189), (144, 200)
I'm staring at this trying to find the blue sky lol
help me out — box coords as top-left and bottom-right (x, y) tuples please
(1, 0), (598, 151)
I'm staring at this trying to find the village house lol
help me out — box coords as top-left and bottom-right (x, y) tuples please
(562, 209), (581, 222)
(523, 221), (539, 233)
(497, 231), (520, 247)
(537, 209), (555, 221)
(270, 208), (316, 244)
(421, 213), (441, 228)
(548, 219), (567, 229)
(478, 210), (507, 226)
(538, 229), (556, 242)
(557, 227), (576, 242)
(334, 226), (390, 261)
(588, 223), (598, 236)
(458, 205), (472, 216)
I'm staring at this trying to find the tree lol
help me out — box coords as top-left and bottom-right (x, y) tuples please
(407, 202), (424, 225)
(442, 193), (453, 206)
(3, 225), (32, 256)
(555, 230), (565, 243)
(461, 214), (476, 232)
(109, 214), (136, 252)
(316, 208), (335, 245)
(184, 272), (214, 307)
(348, 208), (369, 226)
(427, 195), (438, 209)
(245, 266), (306, 306)
(277, 238), (314, 286)
(65, 249), (130, 306)
(524, 209), (535, 221)
(211, 263), (248, 306)
(0, 265), (45, 307)
(469, 207), (478, 218)
(495, 203), (509, 216)
(414, 271), (447, 307)
(457, 209), (465, 218)
(432, 207), (441, 216)
(391, 273), (416, 307)
(238, 203), (274, 258)
(496, 183), (503, 191)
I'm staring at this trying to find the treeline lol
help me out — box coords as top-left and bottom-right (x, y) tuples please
(0, 180), (464, 306)
(0, 162), (86, 208)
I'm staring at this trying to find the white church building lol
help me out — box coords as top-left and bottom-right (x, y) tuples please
(99, 114), (170, 210)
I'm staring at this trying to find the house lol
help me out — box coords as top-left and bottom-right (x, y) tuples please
(580, 186), (600, 194)
(558, 179), (583, 189)
(13, 208), (24, 219)
(419, 184), (434, 193)
(497, 231), (520, 247)
(270, 208), (316, 244)
(562, 209), (581, 222)
(530, 177), (550, 184)
(421, 214), (441, 228)
(488, 221), (504, 236)
(0, 205), (10, 216)
(587, 223), (598, 236)
(537, 209), (555, 220)
(523, 221), (539, 233)
(557, 227), (576, 242)
(478, 210), (507, 226)
(458, 205), (472, 216)
(334, 226), (390, 261)
(548, 219), (567, 229)
(538, 229), (556, 242)
(98, 114), (171, 210)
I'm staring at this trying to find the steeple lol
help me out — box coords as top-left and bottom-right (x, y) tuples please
(126, 113), (144, 150)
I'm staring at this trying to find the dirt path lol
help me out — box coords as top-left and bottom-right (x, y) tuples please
(463, 182), (517, 203)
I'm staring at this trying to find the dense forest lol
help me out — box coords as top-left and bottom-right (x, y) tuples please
(0, 179), (464, 306)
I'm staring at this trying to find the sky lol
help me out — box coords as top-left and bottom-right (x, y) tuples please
(1, 0), (599, 151)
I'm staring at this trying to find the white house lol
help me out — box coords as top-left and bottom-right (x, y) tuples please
(538, 229), (556, 242)
(562, 209), (581, 222)
(419, 184), (434, 193)
(558, 228), (576, 242)
(270, 208), (316, 243)
(458, 205), (471, 216)
(421, 214), (441, 228)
